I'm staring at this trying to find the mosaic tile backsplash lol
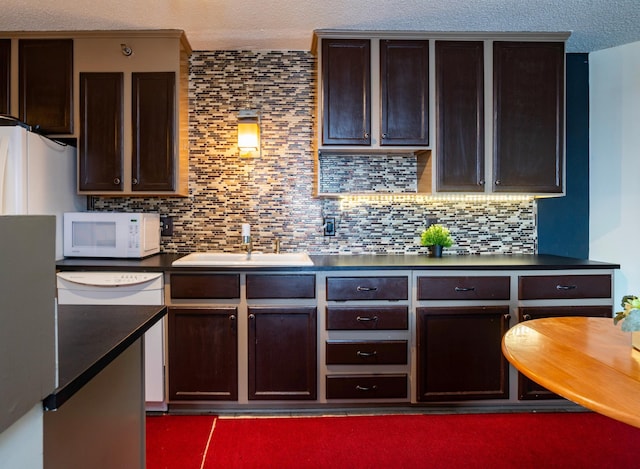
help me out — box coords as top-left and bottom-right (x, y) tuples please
(93, 50), (536, 255)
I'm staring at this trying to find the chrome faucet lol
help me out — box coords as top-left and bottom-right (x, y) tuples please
(241, 223), (252, 259)
(242, 235), (252, 258)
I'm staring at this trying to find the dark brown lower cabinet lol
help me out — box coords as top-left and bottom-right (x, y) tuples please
(248, 307), (317, 400)
(326, 375), (407, 399)
(416, 306), (510, 401)
(517, 306), (612, 400)
(168, 307), (238, 401)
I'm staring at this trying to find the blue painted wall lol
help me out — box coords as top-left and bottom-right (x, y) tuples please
(537, 53), (590, 259)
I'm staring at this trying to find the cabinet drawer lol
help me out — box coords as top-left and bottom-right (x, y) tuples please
(518, 275), (611, 300)
(326, 340), (408, 365)
(417, 276), (510, 300)
(326, 375), (407, 399)
(326, 306), (408, 330)
(246, 274), (316, 299)
(326, 277), (408, 301)
(171, 273), (240, 299)
(518, 305), (612, 322)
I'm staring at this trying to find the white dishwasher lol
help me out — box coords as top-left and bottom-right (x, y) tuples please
(56, 271), (166, 411)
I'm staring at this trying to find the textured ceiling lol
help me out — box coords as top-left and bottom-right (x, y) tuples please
(2, 0), (639, 53)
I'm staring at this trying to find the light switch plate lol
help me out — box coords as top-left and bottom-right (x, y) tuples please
(324, 217), (335, 236)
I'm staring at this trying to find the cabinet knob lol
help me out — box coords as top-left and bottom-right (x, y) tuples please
(523, 314), (532, 321)
(495, 180), (501, 185)
(229, 315), (236, 321)
(504, 313), (512, 321)
(248, 314), (255, 320)
(363, 132), (369, 139)
(478, 179), (485, 186)
(132, 178), (139, 185)
(381, 133), (387, 139)
(113, 177), (121, 185)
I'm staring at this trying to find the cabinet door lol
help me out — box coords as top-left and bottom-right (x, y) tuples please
(168, 307), (238, 401)
(435, 41), (484, 191)
(0, 39), (9, 114)
(18, 39), (73, 134)
(380, 40), (429, 146)
(248, 307), (317, 400)
(493, 42), (564, 193)
(131, 72), (175, 191)
(79, 73), (124, 192)
(321, 39), (370, 145)
(517, 306), (611, 400)
(416, 306), (510, 401)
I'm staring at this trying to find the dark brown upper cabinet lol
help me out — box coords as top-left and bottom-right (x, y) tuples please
(435, 41), (485, 191)
(321, 38), (371, 145)
(18, 39), (73, 134)
(131, 72), (176, 192)
(380, 40), (429, 146)
(79, 72), (124, 192)
(0, 39), (9, 115)
(493, 41), (564, 193)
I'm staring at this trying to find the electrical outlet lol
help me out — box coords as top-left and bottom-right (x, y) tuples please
(160, 216), (173, 236)
(323, 217), (336, 236)
(426, 217), (438, 228)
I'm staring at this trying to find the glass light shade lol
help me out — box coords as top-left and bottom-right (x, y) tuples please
(238, 122), (260, 150)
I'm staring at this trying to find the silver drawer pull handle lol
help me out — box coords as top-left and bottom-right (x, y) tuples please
(556, 284), (577, 290)
(455, 287), (475, 292)
(356, 315), (378, 322)
(356, 350), (377, 358)
(355, 384), (378, 392)
(356, 286), (378, 292)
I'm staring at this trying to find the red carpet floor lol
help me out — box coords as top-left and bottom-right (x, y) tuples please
(146, 412), (640, 468)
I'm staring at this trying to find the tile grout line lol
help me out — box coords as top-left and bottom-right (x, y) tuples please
(199, 416), (217, 469)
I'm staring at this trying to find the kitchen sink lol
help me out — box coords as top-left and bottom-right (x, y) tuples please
(172, 252), (314, 267)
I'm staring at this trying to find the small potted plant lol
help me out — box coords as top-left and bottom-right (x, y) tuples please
(420, 224), (453, 258)
(614, 294), (640, 350)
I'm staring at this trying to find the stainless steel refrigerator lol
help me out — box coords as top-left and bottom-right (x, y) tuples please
(0, 116), (84, 259)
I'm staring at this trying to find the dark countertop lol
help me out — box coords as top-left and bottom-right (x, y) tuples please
(56, 253), (182, 271)
(43, 304), (167, 411)
(56, 253), (620, 272)
(309, 254), (619, 270)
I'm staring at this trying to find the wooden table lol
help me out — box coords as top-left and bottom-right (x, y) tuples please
(502, 316), (640, 428)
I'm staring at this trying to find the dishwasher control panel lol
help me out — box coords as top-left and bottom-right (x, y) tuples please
(56, 271), (163, 289)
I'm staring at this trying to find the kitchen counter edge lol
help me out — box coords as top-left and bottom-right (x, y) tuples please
(55, 253), (620, 272)
(43, 304), (167, 411)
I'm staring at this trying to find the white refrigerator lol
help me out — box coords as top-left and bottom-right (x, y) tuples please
(0, 118), (85, 259)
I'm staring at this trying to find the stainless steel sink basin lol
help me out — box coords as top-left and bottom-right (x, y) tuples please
(172, 252), (313, 267)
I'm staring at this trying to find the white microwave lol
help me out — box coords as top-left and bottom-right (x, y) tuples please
(63, 212), (161, 258)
